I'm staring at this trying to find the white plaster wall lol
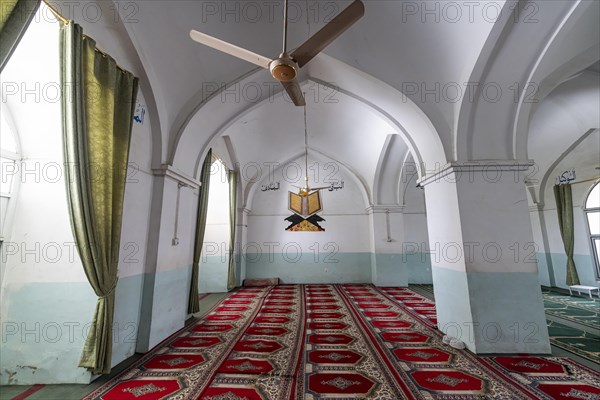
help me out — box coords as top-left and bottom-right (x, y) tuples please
(111, 88), (154, 367)
(457, 172), (538, 274)
(155, 179), (197, 272)
(245, 158), (371, 282)
(423, 177), (464, 272)
(401, 162), (430, 244)
(248, 156), (369, 249)
(403, 179), (426, 214)
(139, 176), (197, 351)
(370, 212), (405, 253)
(529, 210), (552, 287)
(403, 214), (431, 251)
(530, 131), (600, 288)
(247, 214), (371, 254)
(402, 172), (431, 283)
(247, 154), (366, 214)
(527, 72), (600, 199)
(538, 182), (599, 288)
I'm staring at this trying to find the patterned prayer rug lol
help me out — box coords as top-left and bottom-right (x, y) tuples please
(542, 288), (600, 331)
(480, 356), (600, 399)
(416, 284), (600, 330)
(83, 285), (600, 399)
(546, 319), (600, 364)
(412, 284), (600, 364)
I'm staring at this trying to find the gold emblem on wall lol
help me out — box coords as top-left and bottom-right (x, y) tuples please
(286, 189), (325, 231)
(289, 191), (322, 216)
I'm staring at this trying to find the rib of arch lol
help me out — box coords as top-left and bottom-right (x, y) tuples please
(170, 54), (445, 182)
(243, 148), (372, 212)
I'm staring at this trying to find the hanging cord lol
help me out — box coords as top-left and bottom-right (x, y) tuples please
(303, 2), (311, 187)
(304, 98), (309, 185)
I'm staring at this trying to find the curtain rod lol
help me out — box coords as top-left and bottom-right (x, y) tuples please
(569, 176), (600, 185)
(42, 0), (69, 24)
(42, 1), (133, 75)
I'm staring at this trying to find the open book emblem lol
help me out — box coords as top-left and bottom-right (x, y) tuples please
(289, 191), (322, 216)
(285, 191), (325, 231)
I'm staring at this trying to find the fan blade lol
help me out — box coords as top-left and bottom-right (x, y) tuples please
(281, 79), (306, 106)
(190, 30), (272, 69)
(309, 187), (330, 192)
(290, 0), (364, 67)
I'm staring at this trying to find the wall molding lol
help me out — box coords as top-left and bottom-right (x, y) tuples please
(529, 204), (545, 212)
(366, 205), (405, 214)
(152, 164), (200, 189)
(417, 160), (534, 187)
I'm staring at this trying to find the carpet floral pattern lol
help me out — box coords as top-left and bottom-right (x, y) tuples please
(413, 284), (600, 364)
(542, 288), (600, 330)
(83, 285), (600, 399)
(546, 320), (600, 364)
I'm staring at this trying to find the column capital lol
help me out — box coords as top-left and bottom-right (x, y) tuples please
(152, 164), (200, 189)
(417, 159), (534, 188)
(240, 207), (252, 215)
(529, 203), (545, 212)
(366, 205), (405, 214)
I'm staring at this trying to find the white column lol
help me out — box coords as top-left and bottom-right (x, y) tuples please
(367, 205), (407, 287)
(136, 166), (200, 352)
(419, 161), (550, 354)
(238, 207), (251, 284)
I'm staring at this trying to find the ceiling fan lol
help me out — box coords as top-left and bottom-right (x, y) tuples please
(189, 0), (364, 106)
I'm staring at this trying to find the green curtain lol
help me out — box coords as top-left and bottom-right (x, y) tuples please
(60, 21), (138, 374)
(227, 170), (238, 290)
(554, 183), (581, 286)
(0, 0), (40, 72)
(188, 149), (213, 314)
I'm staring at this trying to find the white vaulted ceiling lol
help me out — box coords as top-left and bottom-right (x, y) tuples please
(222, 81), (397, 194)
(53, 0), (599, 207)
(111, 0), (503, 175)
(121, 0), (497, 137)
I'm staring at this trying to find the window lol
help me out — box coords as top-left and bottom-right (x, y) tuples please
(0, 108), (20, 242)
(0, 1), (63, 274)
(198, 157), (232, 293)
(1, 1), (61, 246)
(584, 182), (600, 278)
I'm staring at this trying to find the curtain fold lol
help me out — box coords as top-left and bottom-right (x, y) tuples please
(227, 170), (238, 290)
(188, 149), (213, 314)
(60, 21), (138, 374)
(553, 183), (581, 286)
(0, 0), (40, 72)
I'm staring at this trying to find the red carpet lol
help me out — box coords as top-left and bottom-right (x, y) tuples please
(83, 285), (600, 399)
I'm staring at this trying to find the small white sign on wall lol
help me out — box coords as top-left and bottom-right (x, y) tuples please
(133, 102), (146, 124)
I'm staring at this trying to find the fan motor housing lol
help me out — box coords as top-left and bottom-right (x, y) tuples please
(270, 57), (297, 82)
